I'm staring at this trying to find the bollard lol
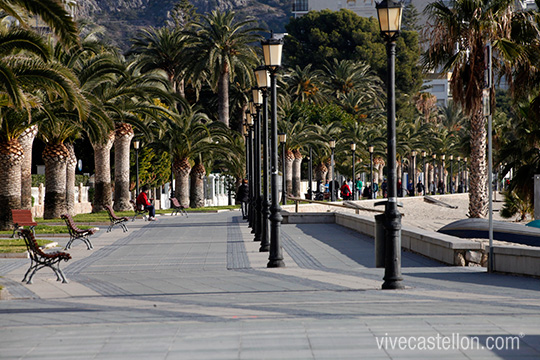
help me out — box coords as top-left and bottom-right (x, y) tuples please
(375, 213), (386, 268)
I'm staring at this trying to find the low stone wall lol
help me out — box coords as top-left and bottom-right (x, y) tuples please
(489, 246), (540, 277)
(283, 211), (485, 267)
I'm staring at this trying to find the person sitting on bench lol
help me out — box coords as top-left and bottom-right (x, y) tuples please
(136, 185), (157, 221)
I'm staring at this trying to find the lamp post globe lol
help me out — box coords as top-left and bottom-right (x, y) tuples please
(262, 32), (285, 268)
(376, 0), (404, 290)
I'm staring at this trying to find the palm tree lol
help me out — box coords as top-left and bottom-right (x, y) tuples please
(1, 0), (78, 46)
(162, 106), (211, 207)
(284, 64), (327, 104)
(128, 27), (187, 97)
(278, 117), (324, 197)
(0, 32), (82, 228)
(423, 0), (518, 217)
(182, 10), (261, 127)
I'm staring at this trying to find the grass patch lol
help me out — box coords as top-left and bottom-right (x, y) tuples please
(0, 224), (95, 236)
(0, 238), (55, 253)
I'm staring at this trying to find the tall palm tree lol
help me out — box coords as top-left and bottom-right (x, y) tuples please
(182, 10), (261, 127)
(162, 106), (211, 207)
(0, 32), (82, 228)
(423, 0), (518, 217)
(128, 27), (186, 97)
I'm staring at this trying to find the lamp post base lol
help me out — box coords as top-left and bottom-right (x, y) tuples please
(267, 259), (285, 268)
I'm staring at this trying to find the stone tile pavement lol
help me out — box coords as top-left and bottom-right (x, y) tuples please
(0, 211), (539, 359)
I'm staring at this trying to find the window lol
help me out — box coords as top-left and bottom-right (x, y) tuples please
(293, 0), (308, 12)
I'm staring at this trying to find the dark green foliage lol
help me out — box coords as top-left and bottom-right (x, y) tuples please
(287, 102), (356, 126)
(131, 148), (171, 190)
(284, 9), (423, 114)
(402, 3), (421, 32)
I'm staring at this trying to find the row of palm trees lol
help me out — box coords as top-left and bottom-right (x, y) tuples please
(2, 0), (540, 231)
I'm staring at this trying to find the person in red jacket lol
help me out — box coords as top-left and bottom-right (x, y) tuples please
(136, 185), (156, 221)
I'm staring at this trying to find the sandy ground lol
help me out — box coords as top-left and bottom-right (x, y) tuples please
(285, 192), (533, 248)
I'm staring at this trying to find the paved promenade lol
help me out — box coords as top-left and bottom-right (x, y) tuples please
(0, 211), (539, 359)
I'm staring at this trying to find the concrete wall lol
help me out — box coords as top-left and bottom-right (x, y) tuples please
(489, 246), (540, 277)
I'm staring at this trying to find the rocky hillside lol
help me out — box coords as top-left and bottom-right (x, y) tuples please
(75, 0), (291, 51)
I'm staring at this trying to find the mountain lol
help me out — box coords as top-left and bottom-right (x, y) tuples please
(75, 0), (292, 51)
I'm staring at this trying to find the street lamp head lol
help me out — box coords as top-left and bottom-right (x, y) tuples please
(254, 66), (270, 88)
(432, 154), (437, 159)
(449, 155), (453, 161)
(261, 32), (283, 69)
(351, 142), (356, 151)
(249, 102), (257, 116)
(411, 150), (417, 157)
(329, 139), (336, 149)
(422, 150), (426, 158)
(252, 88), (262, 105)
(457, 156), (461, 161)
(133, 140), (140, 150)
(368, 145), (374, 154)
(441, 154), (445, 160)
(278, 132), (287, 144)
(375, 0), (403, 40)
(464, 157), (468, 163)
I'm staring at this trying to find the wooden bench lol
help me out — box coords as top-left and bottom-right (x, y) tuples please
(11, 209), (38, 238)
(130, 199), (148, 222)
(61, 214), (97, 250)
(104, 205), (129, 233)
(170, 197), (188, 217)
(19, 228), (71, 284)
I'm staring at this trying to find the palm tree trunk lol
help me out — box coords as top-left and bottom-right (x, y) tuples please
(0, 139), (24, 230)
(285, 149), (294, 196)
(469, 111), (487, 218)
(189, 163), (205, 208)
(92, 133), (114, 212)
(43, 143), (68, 219)
(314, 163), (328, 184)
(65, 143), (77, 216)
(292, 149), (302, 197)
(19, 125), (38, 209)
(113, 123), (134, 211)
(218, 68), (230, 127)
(173, 158), (191, 207)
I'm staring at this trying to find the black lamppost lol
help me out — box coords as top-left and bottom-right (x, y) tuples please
(411, 150), (417, 196)
(308, 147), (313, 199)
(457, 156), (461, 191)
(134, 140), (140, 196)
(376, 0), (404, 290)
(441, 154), (445, 194)
(432, 154), (437, 192)
(449, 155), (454, 194)
(246, 109), (254, 227)
(329, 139), (336, 202)
(279, 132), (287, 205)
(422, 151), (427, 195)
(369, 145), (374, 199)
(262, 33), (285, 268)
(351, 143), (357, 200)
(254, 66), (270, 252)
(252, 90), (263, 242)
(464, 157), (468, 192)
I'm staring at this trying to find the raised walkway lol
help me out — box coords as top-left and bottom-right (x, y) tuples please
(0, 211), (539, 359)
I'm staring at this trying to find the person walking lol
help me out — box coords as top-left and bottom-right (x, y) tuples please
(236, 179), (249, 219)
(356, 177), (363, 198)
